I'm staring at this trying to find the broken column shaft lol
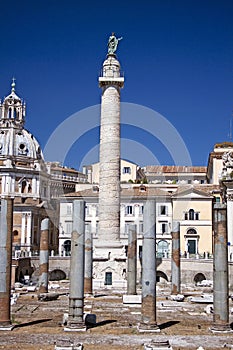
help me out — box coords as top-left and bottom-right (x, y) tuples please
(171, 221), (181, 295)
(210, 203), (231, 333)
(38, 218), (49, 293)
(140, 200), (160, 332)
(84, 228), (93, 294)
(0, 198), (14, 330)
(127, 224), (137, 295)
(65, 200), (86, 331)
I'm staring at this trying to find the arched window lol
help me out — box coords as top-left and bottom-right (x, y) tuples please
(18, 177), (30, 194)
(22, 180), (27, 193)
(63, 240), (71, 256)
(187, 228), (197, 235)
(157, 240), (169, 258)
(189, 209), (195, 220)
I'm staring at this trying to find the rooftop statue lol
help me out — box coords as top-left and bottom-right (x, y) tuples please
(222, 151), (233, 168)
(108, 33), (123, 55)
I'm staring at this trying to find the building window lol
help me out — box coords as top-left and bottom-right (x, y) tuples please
(157, 240), (169, 258)
(187, 228), (197, 235)
(66, 204), (72, 215)
(189, 209), (194, 220)
(43, 186), (47, 197)
(139, 246), (142, 260)
(161, 222), (168, 234)
(22, 180), (27, 193)
(215, 197), (220, 203)
(63, 240), (71, 256)
(65, 221), (73, 234)
(85, 205), (90, 216)
(184, 209), (200, 220)
(105, 272), (112, 285)
(139, 205), (144, 216)
(160, 205), (168, 215)
(125, 205), (133, 216)
(139, 222), (143, 234)
(95, 221), (99, 236)
(96, 205), (99, 216)
(125, 222), (134, 235)
(123, 167), (131, 174)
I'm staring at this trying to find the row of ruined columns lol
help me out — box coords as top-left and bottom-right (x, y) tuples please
(0, 199), (231, 333)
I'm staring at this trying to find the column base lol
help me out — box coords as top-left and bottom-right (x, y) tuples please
(137, 322), (160, 333)
(0, 324), (14, 331)
(210, 323), (233, 333)
(55, 340), (83, 350)
(144, 340), (172, 349)
(64, 322), (86, 332)
(55, 346), (83, 350)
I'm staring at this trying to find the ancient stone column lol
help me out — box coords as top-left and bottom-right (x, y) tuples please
(127, 224), (137, 295)
(94, 43), (126, 289)
(98, 53), (124, 244)
(210, 203), (231, 333)
(0, 198), (14, 330)
(139, 200), (160, 332)
(171, 221), (181, 295)
(84, 228), (93, 295)
(65, 200), (86, 331)
(38, 218), (49, 293)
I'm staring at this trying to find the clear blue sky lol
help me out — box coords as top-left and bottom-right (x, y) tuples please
(0, 0), (232, 170)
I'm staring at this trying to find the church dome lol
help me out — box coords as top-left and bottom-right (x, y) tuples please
(0, 81), (44, 165)
(0, 128), (43, 160)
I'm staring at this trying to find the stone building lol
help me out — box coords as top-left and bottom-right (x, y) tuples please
(48, 161), (87, 198)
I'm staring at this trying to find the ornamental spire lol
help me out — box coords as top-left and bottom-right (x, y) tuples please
(11, 77), (16, 92)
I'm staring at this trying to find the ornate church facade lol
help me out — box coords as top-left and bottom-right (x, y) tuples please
(0, 81), (74, 256)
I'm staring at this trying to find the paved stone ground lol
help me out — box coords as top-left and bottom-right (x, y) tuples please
(0, 282), (233, 349)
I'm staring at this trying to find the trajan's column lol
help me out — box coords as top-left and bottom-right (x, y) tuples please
(94, 34), (126, 289)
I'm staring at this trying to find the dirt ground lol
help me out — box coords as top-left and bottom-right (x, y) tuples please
(0, 282), (233, 350)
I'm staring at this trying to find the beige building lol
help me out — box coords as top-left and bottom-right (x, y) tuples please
(172, 186), (214, 256)
(82, 159), (139, 184)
